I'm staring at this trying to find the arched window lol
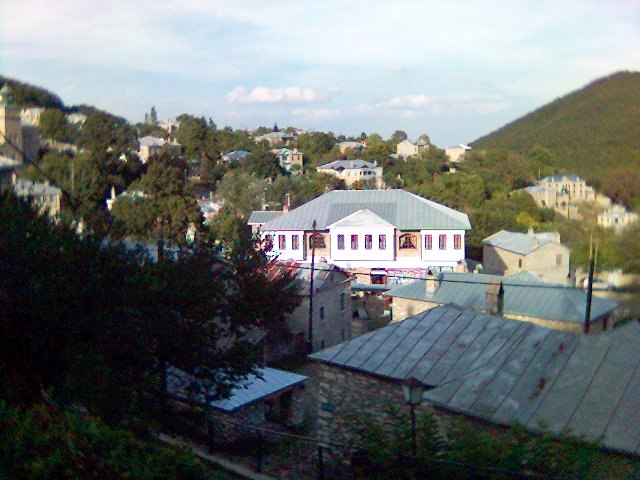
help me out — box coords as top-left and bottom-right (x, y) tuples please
(309, 233), (326, 249)
(399, 233), (417, 249)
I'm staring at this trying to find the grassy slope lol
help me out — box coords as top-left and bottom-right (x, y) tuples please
(471, 71), (640, 179)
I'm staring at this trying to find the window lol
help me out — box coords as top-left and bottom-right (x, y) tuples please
(379, 234), (387, 250)
(454, 234), (462, 250)
(264, 234), (273, 250)
(292, 235), (299, 250)
(518, 258), (523, 268)
(278, 235), (286, 250)
(351, 234), (358, 250)
(340, 292), (345, 310)
(424, 234), (433, 250)
(556, 254), (562, 266)
(399, 233), (417, 249)
(309, 233), (326, 249)
(319, 306), (325, 320)
(439, 234), (447, 250)
(365, 234), (372, 249)
(337, 234), (345, 250)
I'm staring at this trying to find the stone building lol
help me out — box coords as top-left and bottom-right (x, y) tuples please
(482, 229), (570, 284)
(597, 204), (639, 232)
(12, 177), (62, 219)
(383, 271), (617, 333)
(396, 138), (429, 158)
(273, 147), (303, 173)
(310, 305), (640, 457)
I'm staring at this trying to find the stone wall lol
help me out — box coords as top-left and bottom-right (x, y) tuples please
(316, 363), (434, 447)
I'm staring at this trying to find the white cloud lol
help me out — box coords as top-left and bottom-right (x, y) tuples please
(227, 86), (321, 104)
(380, 94), (430, 108)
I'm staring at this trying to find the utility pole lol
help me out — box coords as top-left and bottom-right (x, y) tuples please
(584, 238), (597, 334)
(308, 220), (317, 354)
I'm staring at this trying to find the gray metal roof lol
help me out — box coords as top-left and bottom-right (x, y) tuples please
(424, 317), (640, 457)
(139, 135), (166, 147)
(260, 190), (471, 231)
(168, 366), (307, 413)
(223, 150), (252, 162)
(317, 159), (378, 170)
(383, 272), (617, 324)
(482, 230), (565, 255)
(312, 305), (640, 456)
(248, 210), (284, 225)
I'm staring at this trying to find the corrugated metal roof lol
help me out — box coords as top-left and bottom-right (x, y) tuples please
(383, 272), (617, 324)
(248, 210), (285, 224)
(541, 175), (583, 183)
(312, 305), (640, 456)
(482, 230), (565, 255)
(168, 366), (307, 412)
(260, 190), (471, 231)
(424, 316), (640, 456)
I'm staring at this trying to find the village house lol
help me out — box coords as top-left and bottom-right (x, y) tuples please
(310, 305), (640, 458)
(597, 204), (639, 232)
(523, 174), (612, 219)
(383, 271), (617, 333)
(395, 138), (429, 158)
(219, 150), (252, 165)
(12, 177), (62, 219)
(254, 131), (296, 146)
(138, 135), (182, 163)
(250, 189), (471, 283)
(0, 155), (20, 186)
(273, 147), (303, 173)
(337, 140), (366, 154)
(20, 107), (45, 127)
(272, 262), (353, 353)
(316, 159), (384, 189)
(106, 186), (148, 211)
(482, 229), (570, 285)
(66, 112), (87, 126)
(168, 366), (308, 443)
(444, 144), (471, 163)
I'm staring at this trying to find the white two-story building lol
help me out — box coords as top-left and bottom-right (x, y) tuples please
(250, 190), (471, 283)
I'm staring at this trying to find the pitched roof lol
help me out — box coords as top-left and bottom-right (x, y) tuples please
(541, 174), (583, 183)
(223, 150), (252, 162)
(260, 190), (471, 231)
(482, 230), (565, 255)
(248, 210), (285, 225)
(312, 305), (640, 456)
(13, 179), (62, 197)
(317, 159), (378, 170)
(424, 317), (640, 456)
(168, 366), (307, 413)
(383, 272), (617, 324)
(328, 209), (395, 229)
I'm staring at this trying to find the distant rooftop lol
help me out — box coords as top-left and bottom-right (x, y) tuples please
(317, 159), (378, 170)
(482, 229), (563, 255)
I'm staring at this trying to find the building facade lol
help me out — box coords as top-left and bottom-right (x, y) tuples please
(597, 204), (639, 232)
(273, 147), (303, 173)
(482, 229), (570, 285)
(316, 159), (384, 188)
(0, 84), (24, 164)
(252, 190), (471, 282)
(396, 138), (429, 158)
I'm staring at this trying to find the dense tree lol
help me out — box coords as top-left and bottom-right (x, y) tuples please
(388, 130), (408, 147)
(111, 160), (202, 242)
(175, 114), (218, 161)
(38, 108), (68, 141)
(77, 111), (138, 157)
(215, 170), (269, 216)
(0, 192), (300, 421)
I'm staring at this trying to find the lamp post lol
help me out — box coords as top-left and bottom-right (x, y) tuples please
(402, 376), (425, 457)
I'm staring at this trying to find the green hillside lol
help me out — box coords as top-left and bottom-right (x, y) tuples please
(0, 75), (64, 109)
(472, 71), (640, 179)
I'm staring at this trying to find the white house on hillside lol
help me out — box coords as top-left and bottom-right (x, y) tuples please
(250, 190), (471, 283)
(396, 138), (429, 158)
(316, 159), (384, 188)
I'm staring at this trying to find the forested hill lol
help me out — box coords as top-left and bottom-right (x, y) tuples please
(0, 75), (64, 109)
(471, 71), (640, 178)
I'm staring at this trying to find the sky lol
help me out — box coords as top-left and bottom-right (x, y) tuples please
(1, 0), (639, 146)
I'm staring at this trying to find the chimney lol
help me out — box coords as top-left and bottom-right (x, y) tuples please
(485, 282), (504, 315)
(283, 193), (291, 212)
(426, 274), (439, 294)
(528, 227), (535, 236)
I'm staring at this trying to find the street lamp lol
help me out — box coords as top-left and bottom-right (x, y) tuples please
(402, 376), (425, 457)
